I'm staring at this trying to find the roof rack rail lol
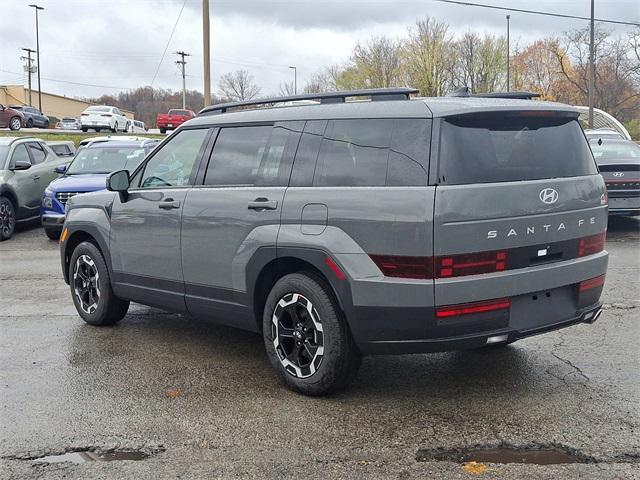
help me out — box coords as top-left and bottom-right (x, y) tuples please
(198, 87), (420, 115)
(448, 86), (540, 100)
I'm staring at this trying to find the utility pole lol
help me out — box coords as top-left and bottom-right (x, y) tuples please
(506, 15), (510, 92)
(28, 4), (44, 112)
(21, 48), (36, 106)
(202, 0), (211, 107)
(588, 0), (595, 129)
(289, 66), (297, 95)
(175, 51), (191, 109)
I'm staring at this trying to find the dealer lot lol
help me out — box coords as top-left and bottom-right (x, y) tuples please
(0, 217), (638, 479)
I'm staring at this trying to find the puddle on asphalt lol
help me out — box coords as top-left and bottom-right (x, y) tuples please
(417, 446), (589, 465)
(33, 450), (149, 464)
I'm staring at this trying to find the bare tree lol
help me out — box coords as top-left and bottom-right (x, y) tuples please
(278, 81), (296, 97)
(452, 32), (507, 93)
(218, 70), (261, 101)
(403, 17), (454, 96)
(350, 35), (404, 88)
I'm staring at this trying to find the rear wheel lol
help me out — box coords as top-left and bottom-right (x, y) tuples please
(159, 128), (166, 134)
(81, 127), (88, 132)
(26, 118), (34, 128)
(69, 241), (129, 326)
(263, 272), (361, 396)
(9, 116), (21, 131)
(111, 123), (117, 133)
(0, 196), (16, 241)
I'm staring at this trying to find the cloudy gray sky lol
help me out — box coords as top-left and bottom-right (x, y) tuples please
(0, 0), (638, 100)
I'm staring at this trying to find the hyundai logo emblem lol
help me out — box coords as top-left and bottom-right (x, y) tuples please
(539, 188), (559, 204)
(613, 172), (625, 177)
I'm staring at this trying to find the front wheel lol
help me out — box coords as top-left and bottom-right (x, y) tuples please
(69, 241), (129, 326)
(263, 272), (361, 396)
(26, 118), (34, 128)
(0, 196), (16, 241)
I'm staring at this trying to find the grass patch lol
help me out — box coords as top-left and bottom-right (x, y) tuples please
(0, 131), (165, 147)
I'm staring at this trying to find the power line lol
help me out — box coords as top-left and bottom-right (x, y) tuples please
(431, 0), (640, 27)
(151, 0), (187, 86)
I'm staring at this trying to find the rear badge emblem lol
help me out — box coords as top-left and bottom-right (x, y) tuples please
(613, 172), (625, 177)
(539, 188), (559, 204)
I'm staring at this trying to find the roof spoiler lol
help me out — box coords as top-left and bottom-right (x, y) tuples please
(198, 87), (420, 115)
(448, 86), (541, 100)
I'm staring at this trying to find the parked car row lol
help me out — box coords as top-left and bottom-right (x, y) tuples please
(0, 135), (158, 240)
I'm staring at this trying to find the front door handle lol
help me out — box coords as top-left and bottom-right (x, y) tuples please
(158, 198), (181, 210)
(32, 175), (41, 182)
(248, 198), (278, 211)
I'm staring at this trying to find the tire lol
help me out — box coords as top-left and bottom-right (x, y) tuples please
(0, 196), (16, 241)
(43, 120), (50, 129)
(111, 123), (117, 133)
(263, 272), (361, 396)
(9, 116), (21, 131)
(81, 127), (88, 132)
(69, 241), (129, 326)
(124, 122), (130, 133)
(44, 227), (61, 240)
(159, 128), (166, 134)
(26, 118), (34, 128)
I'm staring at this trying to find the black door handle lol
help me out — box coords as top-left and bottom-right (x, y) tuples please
(248, 198), (278, 211)
(32, 175), (41, 181)
(158, 198), (181, 210)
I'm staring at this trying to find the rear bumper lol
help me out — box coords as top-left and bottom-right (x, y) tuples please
(607, 195), (640, 214)
(362, 302), (603, 354)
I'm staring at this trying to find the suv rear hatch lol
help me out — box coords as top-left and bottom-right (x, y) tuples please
(432, 110), (607, 337)
(591, 140), (640, 212)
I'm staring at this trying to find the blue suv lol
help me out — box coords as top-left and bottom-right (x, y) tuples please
(41, 140), (158, 239)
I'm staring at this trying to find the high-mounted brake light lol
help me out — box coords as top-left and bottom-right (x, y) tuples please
(579, 275), (605, 292)
(436, 297), (511, 318)
(578, 232), (606, 257)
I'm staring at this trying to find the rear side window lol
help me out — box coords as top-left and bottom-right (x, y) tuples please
(438, 114), (597, 185)
(27, 143), (47, 164)
(310, 119), (430, 187)
(204, 122), (302, 187)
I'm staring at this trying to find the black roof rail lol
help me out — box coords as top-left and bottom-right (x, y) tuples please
(448, 86), (540, 100)
(198, 87), (420, 115)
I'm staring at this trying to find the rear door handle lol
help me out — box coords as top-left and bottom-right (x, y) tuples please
(248, 198), (278, 211)
(158, 198), (181, 210)
(32, 175), (41, 181)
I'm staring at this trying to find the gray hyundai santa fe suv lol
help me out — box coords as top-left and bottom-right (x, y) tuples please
(59, 88), (608, 395)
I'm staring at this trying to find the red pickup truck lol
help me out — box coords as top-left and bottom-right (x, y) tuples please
(156, 109), (196, 133)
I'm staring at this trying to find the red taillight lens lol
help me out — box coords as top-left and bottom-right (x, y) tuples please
(436, 250), (507, 278)
(436, 297), (511, 318)
(579, 275), (606, 292)
(369, 255), (433, 279)
(578, 232), (606, 257)
(81, 113), (89, 116)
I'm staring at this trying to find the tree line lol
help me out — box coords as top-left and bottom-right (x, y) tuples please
(87, 18), (639, 132)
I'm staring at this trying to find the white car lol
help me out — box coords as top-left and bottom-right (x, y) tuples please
(128, 120), (147, 133)
(80, 106), (129, 133)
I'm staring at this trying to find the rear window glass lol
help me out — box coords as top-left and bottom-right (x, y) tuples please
(438, 114), (597, 185)
(590, 141), (640, 164)
(168, 109), (191, 116)
(86, 106), (111, 113)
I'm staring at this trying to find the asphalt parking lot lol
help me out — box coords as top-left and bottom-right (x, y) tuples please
(1, 217), (639, 480)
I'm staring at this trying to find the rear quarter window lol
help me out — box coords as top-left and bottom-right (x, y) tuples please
(437, 113), (597, 185)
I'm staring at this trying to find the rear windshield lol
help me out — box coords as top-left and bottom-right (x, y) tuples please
(438, 114), (597, 185)
(168, 109), (190, 116)
(66, 147), (146, 175)
(590, 141), (640, 164)
(86, 106), (111, 113)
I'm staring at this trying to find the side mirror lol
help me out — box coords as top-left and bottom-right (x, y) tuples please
(54, 164), (67, 174)
(106, 169), (130, 192)
(12, 160), (31, 170)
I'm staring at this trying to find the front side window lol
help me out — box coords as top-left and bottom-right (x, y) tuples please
(10, 144), (30, 167)
(27, 143), (47, 164)
(138, 128), (209, 188)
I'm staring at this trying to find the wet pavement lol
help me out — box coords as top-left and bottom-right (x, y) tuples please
(1, 217), (639, 479)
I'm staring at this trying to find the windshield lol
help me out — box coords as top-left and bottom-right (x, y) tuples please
(590, 141), (640, 164)
(438, 114), (598, 184)
(66, 146), (146, 175)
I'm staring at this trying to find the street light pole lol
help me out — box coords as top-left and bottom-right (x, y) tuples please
(506, 15), (510, 92)
(202, 0), (211, 107)
(588, 0), (595, 129)
(289, 66), (297, 95)
(29, 4), (44, 112)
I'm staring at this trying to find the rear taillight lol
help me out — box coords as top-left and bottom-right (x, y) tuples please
(101, 114), (112, 117)
(436, 250), (507, 278)
(81, 113), (89, 116)
(436, 297), (511, 318)
(369, 255), (433, 279)
(579, 275), (606, 292)
(578, 232), (606, 257)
